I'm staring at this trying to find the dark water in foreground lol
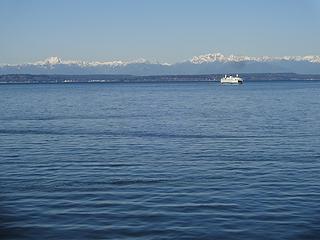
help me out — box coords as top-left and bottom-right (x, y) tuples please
(1, 81), (320, 239)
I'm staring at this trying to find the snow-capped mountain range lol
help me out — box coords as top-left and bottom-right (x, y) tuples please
(32, 56), (151, 67)
(190, 53), (320, 64)
(1, 53), (320, 75)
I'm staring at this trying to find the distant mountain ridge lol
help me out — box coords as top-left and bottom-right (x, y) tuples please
(189, 53), (320, 64)
(1, 53), (320, 75)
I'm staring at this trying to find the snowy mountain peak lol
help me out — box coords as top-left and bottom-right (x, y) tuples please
(190, 53), (226, 64)
(41, 56), (62, 65)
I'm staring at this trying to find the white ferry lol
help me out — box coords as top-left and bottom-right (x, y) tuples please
(220, 74), (243, 84)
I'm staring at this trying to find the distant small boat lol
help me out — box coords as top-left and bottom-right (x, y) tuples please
(221, 74), (243, 84)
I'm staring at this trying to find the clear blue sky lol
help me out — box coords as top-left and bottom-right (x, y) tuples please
(1, 0), (320, 64)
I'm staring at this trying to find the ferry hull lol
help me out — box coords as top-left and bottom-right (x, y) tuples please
(221, 80), (243, 84)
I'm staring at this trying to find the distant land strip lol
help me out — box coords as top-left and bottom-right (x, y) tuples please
(1, 73), (320, 84)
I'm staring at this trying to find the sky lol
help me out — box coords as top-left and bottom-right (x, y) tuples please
(1, 0), (320, 64)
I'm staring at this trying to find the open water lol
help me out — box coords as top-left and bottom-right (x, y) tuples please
(1, 81), (320, 239)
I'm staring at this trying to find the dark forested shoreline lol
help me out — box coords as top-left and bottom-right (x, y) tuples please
(1, 73), (320, 84)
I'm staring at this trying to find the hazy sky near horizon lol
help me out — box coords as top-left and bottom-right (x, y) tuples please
(1, 0), (320, 64)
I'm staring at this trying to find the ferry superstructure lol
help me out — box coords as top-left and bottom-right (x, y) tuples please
(220, 74), (243, 84)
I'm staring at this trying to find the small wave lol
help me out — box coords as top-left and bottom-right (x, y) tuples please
(164, 203), (239, 211)
(109, 178), (169, 186)
(0, 129), (68, 135)
(0, 114), (147, 121)
(0, 128), (318, 140)
(0, 154), (20, 158)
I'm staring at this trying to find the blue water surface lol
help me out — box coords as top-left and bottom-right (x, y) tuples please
(1, 81), (320, 239)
